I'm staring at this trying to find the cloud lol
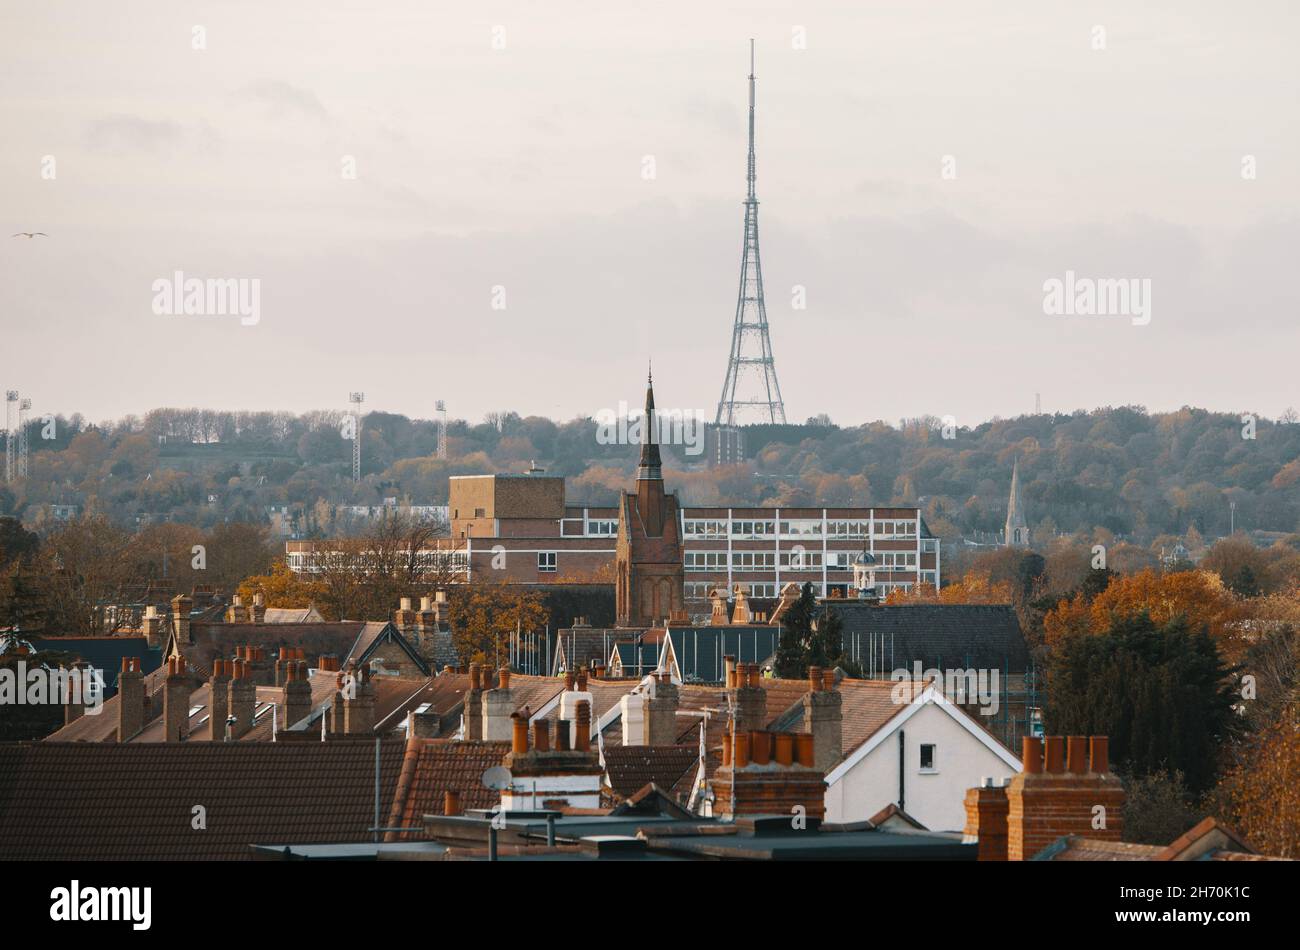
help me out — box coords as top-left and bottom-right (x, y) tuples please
(85, 115), (184, 151)
(241, 80), (328, 120)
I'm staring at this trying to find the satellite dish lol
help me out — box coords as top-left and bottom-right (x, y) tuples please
(482, 766), (513, 791)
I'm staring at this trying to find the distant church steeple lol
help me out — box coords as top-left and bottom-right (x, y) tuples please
(1005, 458), (1029, 548)
(636, 366), (662, 482)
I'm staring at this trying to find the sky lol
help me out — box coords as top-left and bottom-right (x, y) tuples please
(2, 0), (1298, 430)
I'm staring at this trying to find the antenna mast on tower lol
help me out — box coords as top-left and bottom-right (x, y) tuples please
(435, 400), (447, 460)
(715, 40), (787, 427)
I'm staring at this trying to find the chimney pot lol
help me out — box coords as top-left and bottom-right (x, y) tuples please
(574, 700), (591, 750)
(469, 664), (482, 691)
(721, 731), (732, 767)
(498, 668), (511, 690)
(1066, 736), (1088, 773)
(444, 790), (461, 816)
(564, 670), (576, 691)
(808, 666), (823, 692)
(1022, 736), (1044, 774)
(795, 733), (815, 768)
(822, 669), (835, 692)
(774, 733), (794, 766)
(576, 671), (588, 692)
(1044, 736), (1065, 773)
(733, 731), (751, 768)
(532, 719), (550, 751)
(1089, 735), (1110, 774)
(750, 730), (772, 765)
(555, 718), (571, 752)
(511, 714), (529, 754)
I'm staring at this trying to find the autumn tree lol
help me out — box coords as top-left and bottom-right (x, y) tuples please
(237, 560), (327, 611)
(448, 583), (549, 668)
(1215, 711), (1300, 857)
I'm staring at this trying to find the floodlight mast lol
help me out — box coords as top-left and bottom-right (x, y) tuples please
(349, 392), (365, 483)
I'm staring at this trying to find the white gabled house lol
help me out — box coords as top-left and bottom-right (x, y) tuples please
(823, 682), (1022, 832)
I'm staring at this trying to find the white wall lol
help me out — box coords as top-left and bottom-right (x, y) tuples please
(824, 702), (1019, 832)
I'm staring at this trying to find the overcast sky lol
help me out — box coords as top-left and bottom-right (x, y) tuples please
(2, 1), (1298, 430)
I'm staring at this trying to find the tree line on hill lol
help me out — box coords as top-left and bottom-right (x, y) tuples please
(4, 404), (1300, 549)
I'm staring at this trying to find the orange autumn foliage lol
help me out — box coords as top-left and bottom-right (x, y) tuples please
(885, 571), (1014, 605)
(1217, 712), (1300, 858)
(1043, 568), (1240, 649)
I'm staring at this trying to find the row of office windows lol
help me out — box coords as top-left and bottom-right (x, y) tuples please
(682, 518), (919, 540)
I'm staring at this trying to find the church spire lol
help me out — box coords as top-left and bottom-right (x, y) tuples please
(637, 368), (662, 480)
(1005, 458), (1029, 547)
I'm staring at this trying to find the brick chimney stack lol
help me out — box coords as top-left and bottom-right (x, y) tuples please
(162, 656), (192, 742)
(710, 728), (826, 820)
(646, 673), (680, 746)
(433, 589), (448, 625)
(141, 606), (165, 648)
(283, 660), (312, 728)
(962, 778), (1010, 861)
(117, 657), (145, 741)
(412, 707), (441, 739)
(208, 659), (231, 741)
(728, 662), (767, 734)
(343, 664), (376, 735)
(171, 594), (193, 645)
(227, 658), (257, 739)
(393, 597), (418, 641)
(482, 668), (515, 741)
(251, 591), (266, 623)
(1005, 735), (1124, 860)
(464, 664), (485, 740)
(802, 666), (843, 772)
(415, 596), (438, 645)
(501, 704), (603, 812)
(227, 595), (248, 624)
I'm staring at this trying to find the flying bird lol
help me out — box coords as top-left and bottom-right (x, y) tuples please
(12, 232), (47, 238)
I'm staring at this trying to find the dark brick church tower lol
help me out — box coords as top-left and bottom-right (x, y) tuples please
(615, 371), (685, 627)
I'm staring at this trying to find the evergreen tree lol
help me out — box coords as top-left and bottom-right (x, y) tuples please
(1045, 611), (1238, 792)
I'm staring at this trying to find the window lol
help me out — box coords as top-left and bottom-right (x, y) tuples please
(731, 520), (775, 539)
(474, 507), (486, 518)
(585, 519), (617, 537)
(538, 551), (557, 572)
(684, 551), (727, 572)
(919, 744), (937, 772)
(779, 549), (822, 571)
(684, 582), (713, 600)
(779, 519), (822, 538)
(731, 550), (775, 571)
(684, 519), (728, 538)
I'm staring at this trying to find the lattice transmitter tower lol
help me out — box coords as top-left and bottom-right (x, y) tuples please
(715, 40), (787, 427)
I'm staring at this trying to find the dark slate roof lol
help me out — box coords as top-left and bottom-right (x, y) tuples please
(824, 603), (1031, 672)
(344, 621), (430, 676)
(665, 626), (780, 684)
(28, 637), (162, 698)
(0, 738), (405, 860)
(602, 746), (699, 801)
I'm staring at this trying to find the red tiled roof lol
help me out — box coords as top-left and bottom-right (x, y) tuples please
(0, 739), (405, 860)
(388, 739), (511, 840)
